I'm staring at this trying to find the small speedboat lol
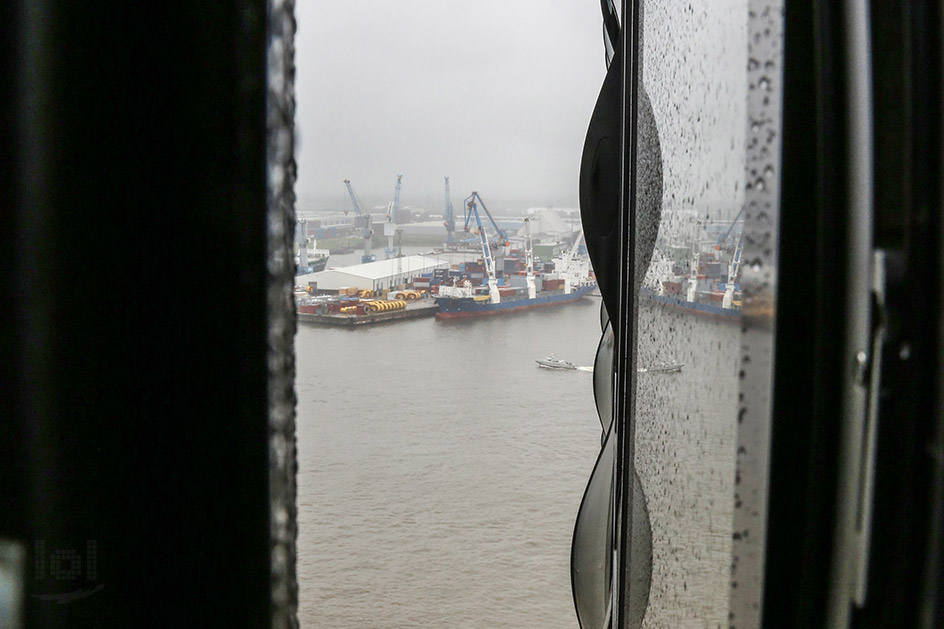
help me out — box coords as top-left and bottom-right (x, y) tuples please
(536, 356), (577, 370)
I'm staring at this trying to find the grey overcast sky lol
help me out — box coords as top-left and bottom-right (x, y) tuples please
(295, 1), (607, 212)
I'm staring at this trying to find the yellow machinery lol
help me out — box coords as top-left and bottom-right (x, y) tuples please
(363, 300), (407, 313)
(392, 290), (424, 301)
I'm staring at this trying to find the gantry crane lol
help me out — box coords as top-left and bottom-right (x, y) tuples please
(342, 178), (376, 263)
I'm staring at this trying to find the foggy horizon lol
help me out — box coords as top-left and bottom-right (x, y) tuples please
(295, 1), (607, 213)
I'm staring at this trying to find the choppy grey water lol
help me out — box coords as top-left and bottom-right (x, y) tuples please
(295, 297), (740, 628)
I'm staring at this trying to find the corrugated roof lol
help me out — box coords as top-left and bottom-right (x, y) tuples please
(312, 255), (450, 280)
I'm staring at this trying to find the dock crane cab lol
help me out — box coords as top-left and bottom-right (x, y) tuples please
(342, 178), (376, 263)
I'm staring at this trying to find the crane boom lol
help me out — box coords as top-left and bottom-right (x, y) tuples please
(463, 191), (509, 247)
(343, 178), (376, 263)
(716, 207), (745, 247)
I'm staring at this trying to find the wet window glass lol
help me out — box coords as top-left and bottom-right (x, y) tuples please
(620, 1), (782, 626)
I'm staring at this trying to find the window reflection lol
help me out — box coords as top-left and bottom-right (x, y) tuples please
(620, 0), (781, 626)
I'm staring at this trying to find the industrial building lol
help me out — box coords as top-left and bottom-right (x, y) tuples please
(297, 255), (450, 292)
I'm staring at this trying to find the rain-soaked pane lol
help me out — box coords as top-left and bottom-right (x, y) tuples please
(625, 1), (783, 626)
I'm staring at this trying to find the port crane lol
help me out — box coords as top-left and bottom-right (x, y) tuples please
(342, 178), (376, 263)
(466, 193), (501, 304)
(443, 177), (457, 244)
(384, 175), (402, 259)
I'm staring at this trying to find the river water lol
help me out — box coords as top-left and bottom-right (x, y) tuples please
(295, 295), (740, 627)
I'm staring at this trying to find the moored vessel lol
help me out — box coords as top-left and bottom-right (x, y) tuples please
(434, 193), (596, 320)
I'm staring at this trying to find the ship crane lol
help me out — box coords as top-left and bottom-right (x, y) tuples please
(443, 176), (456, 244)
(722, 231), (743, 309)
(523, 217), (536, 299)
(463, 191), (509, 249)
(465, 193), (501, 304)
(384, 175), (402, 259)
(295, 218), (309, 271)
(342, 178), (376, 263)
(555, 228), (586, 294)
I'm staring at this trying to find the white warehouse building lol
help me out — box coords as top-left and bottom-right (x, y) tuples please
(298, 255), (450, 292)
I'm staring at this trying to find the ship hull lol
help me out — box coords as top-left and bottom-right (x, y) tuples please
(434, 283), (596, 320)
(296, 255), (328, 275)
(640, 287), (740, 321)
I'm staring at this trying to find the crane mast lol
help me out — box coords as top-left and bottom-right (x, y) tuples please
(444, 177), (456, 244)
(722, 231), (743, 309)
(384, 175), (402, 259)
(343, 178), (376, 263)
(523, 217), (536, 299)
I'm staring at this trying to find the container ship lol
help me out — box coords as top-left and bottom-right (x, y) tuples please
(433, 192), (596, 320)
(294, 219), (329, 274)
(640, 212), (743, 321)
(434, 280), (596, 320)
